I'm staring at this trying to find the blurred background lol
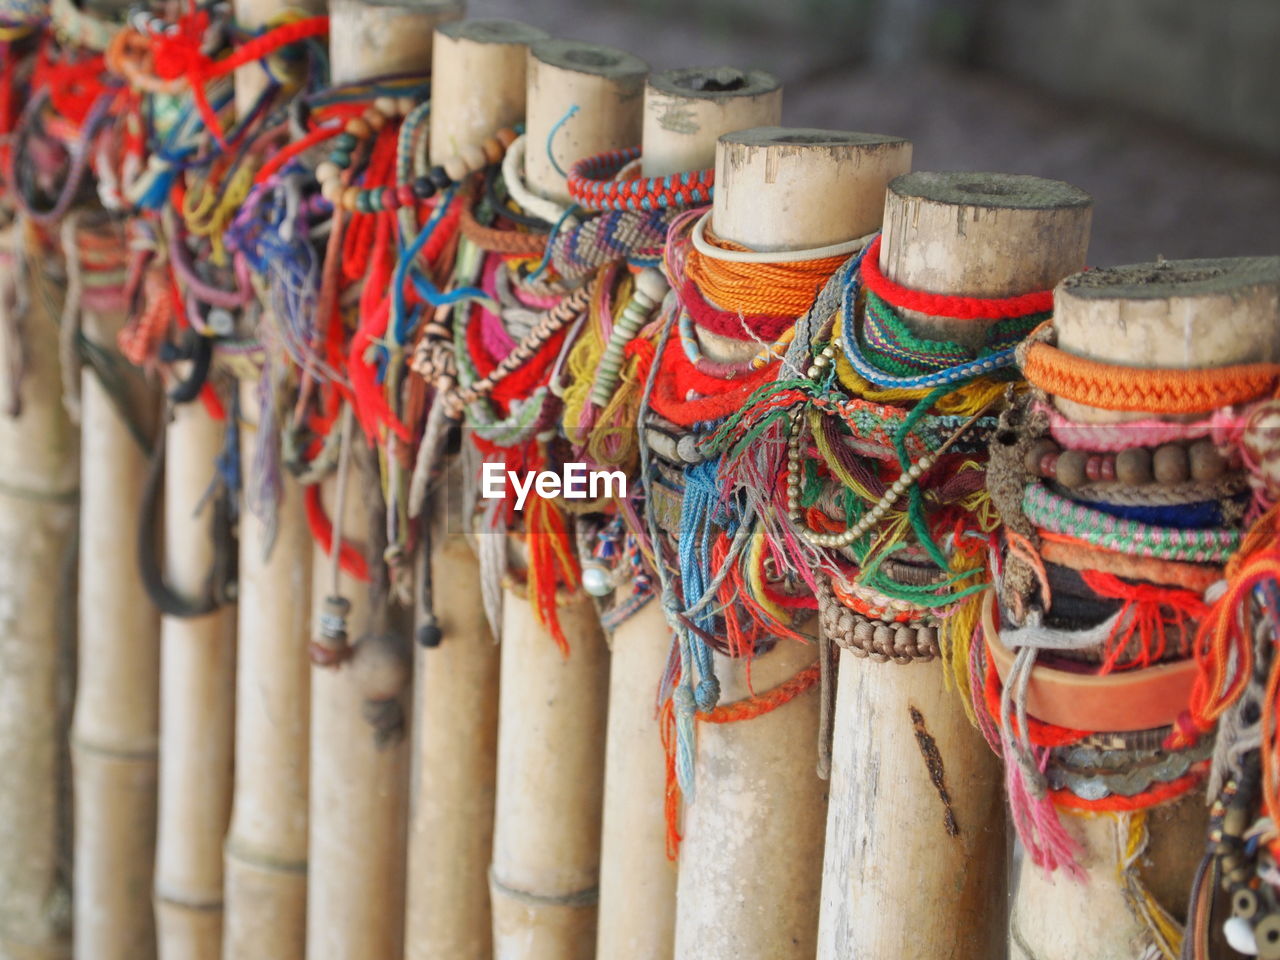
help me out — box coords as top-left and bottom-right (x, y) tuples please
(473, 0), (1280, 267)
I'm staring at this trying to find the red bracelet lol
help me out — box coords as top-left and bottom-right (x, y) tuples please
(861, 234), (1054, 319)
(567, 145), (713, 212)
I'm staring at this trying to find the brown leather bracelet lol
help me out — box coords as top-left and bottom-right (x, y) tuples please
(982, 591), (1196, 732)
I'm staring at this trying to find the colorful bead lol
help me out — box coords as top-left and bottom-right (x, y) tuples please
(428, 165), (452, 190)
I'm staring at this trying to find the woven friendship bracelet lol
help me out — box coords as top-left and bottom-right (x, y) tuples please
(566, 145), (713, 212)
(1023, 481), (1241, 563)
(839, 244), (1050, 390)
(1019, 324), (1280, 414)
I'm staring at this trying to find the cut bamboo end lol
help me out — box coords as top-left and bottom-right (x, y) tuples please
(880, 171), (1093, 346)
(712, 126), (912, 252)
(328, 0), (463, 84)
(428, 19), (549, 167)
(491, 587), (609, 959)
(641, 67), (781, 178)
(524, 39), (648, 203)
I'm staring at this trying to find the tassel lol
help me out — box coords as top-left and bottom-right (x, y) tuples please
(659, 696), (684, 859)
(1081, 570), (1209, 673)
(525, 494), (580, 655)
(1171, 506), (1280, 750)
(1000, 642), (1085, 880)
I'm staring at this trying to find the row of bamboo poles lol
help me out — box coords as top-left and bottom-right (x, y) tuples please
(0, 0), (1276, 958)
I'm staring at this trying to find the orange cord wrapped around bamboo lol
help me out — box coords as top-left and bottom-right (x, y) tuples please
(685, 222), (847, 317)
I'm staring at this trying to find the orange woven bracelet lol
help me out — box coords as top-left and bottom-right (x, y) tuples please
(1020, 328), (1280, 414)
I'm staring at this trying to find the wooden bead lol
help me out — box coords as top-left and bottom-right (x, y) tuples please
(315, 160), (341, 184)
(341, 186), (360, 211)
(395, 96), (416, 116)
(482, 137), (504, 164)
(320, 179), (343, 204)
(364, 106), (387, 131)
(350, 634), (410, 702)
(1114, 448), (1152, 485)
(1055, 449), (1088, 489)
(1025, 438), (1058, 475)
(1153, 444), (1190, 484)
(1188, 439), (1226, 481)
(373, 96), (396, 117)
(496, 127), (518, 148)
(345, 117), (371, 139)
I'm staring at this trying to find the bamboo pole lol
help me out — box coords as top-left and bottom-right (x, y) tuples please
(72, 221), (162, 960)
(305, 6), (461, 960)
(222, 412), (311, 960)
(672, 128), (912, 960)
(491, 587), (612, 959)
(816, 172), (1092, 959)
(594, 67), (781, 960)
(0, 221), (77, 960)
(153, 397), (237, 960)
(486, 38), (646, 960)
(405, 19), (546, 960)
(1009, 256), (1280, 960)
(219, 0), (321, 954)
